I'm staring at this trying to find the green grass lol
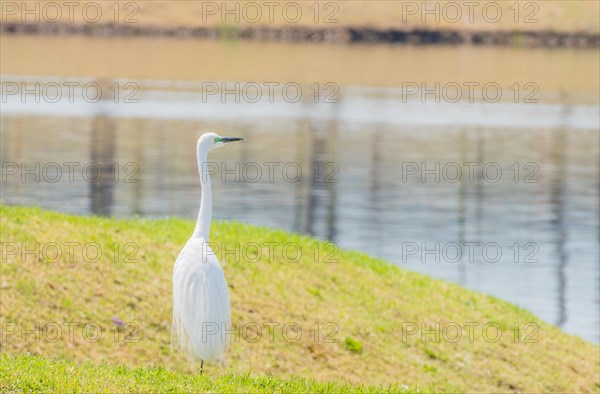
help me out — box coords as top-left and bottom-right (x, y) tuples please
(1, 205), (599, 393)
(0, 354), (420, 393)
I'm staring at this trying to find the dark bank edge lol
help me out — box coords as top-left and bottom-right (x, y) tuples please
(3, 22), (600, 48)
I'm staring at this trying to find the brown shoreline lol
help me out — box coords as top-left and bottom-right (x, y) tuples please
(2, 22), (599, 48)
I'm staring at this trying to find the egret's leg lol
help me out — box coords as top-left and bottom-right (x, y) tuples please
(200, 359), (204, 375)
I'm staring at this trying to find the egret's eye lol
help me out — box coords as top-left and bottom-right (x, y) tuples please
(214, 137), (222, 143)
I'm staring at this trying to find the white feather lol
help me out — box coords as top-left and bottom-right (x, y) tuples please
(171, 132), (244, 367)
(171, 238), (231, 363)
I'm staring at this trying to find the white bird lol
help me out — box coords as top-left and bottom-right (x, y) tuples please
(171, 132), (245, 373)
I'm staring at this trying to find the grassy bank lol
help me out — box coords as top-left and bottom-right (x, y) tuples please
(1, 1), (599, 47)
(0, 354), (414, 393)
(2, 1), (598, 33)
(1, 205), (599, 392)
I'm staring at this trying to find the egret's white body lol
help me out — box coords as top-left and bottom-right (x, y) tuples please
(171, 133), (244, 369)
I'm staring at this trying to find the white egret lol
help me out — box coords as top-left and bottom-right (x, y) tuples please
(171, 133), (245, 373)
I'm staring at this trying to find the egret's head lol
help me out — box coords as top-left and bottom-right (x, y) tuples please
(197, 132), (246, 153)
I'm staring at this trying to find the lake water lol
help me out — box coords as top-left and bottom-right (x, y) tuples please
(1, 36), (599, 343)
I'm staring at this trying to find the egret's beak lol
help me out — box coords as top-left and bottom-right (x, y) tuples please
(221, 137), (246, 143)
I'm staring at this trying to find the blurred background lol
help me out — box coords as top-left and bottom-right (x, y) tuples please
(1, 1), (599, 344)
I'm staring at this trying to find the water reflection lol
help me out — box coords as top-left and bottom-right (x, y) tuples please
(302, 119), (338, 240)
(550, 129), (567, 327)
(89, 79), (117, 216)
(1, 45), (599, 344)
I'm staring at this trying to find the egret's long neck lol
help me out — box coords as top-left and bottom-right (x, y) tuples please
(193, 148), (212, 240)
